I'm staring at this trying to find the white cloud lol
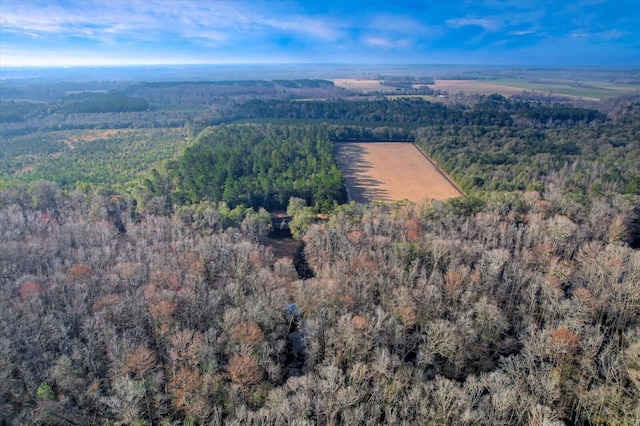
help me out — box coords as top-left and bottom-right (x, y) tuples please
(357, 14), (436, 51)
(510, 30), (536, 36)
(446, 16), (501, 31)
(261, 16), (344, 41)
(0, 0), (349, 49)
(363, 37), (393, 48)
(570, 30), (589, 38)
(367, 14), (427, 34)
(362, 36), (412, 49)
(1, 0), (636, 66)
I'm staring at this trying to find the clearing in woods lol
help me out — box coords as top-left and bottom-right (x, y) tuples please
(335, 142), (462, 204)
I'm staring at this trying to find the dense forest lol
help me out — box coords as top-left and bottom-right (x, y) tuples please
(232, 97), (607, 128)
(142, 125), (347, 212)
(1, 183), (638, 424)
(415, 107), (640, 195)
(1, 77), (639, 424)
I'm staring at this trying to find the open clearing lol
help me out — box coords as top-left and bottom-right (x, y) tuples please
(334, 78), (637, 100)
(431, 79), (637, 100)
(335, 142), (462, 204)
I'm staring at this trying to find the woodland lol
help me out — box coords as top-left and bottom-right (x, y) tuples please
(0, 75), (639, 425)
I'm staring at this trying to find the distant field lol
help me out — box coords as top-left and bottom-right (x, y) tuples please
(431, 80), (532, 97)
(330, 77), (639, 100)
(431, 79), (638, 100)
(335, 142), (462, 204)
(490, 78), (638, 100)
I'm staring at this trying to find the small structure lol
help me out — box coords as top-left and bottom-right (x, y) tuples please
(269, 216), (293, 238)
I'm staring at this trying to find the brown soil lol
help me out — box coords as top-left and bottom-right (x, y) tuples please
(335, 142), (462, 204)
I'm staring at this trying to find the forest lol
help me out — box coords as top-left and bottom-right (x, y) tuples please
(0, 76), (639, 425)
(143, 124), (347, 211)
(232, 97), (607, 128)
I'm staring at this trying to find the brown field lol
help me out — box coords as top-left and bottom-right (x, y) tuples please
(335, 78), (547, 98)
(430, 79), (610, 101)
(334, 78), (634, 100)
(335, 142), (462, 204)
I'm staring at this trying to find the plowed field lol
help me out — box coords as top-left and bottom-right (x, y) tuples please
(335, 142), (462, 204)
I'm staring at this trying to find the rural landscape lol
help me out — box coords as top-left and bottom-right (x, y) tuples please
(2, 63), (639, 425)
(2, 1), (640, 425)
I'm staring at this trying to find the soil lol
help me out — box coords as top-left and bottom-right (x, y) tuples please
(335, 142), (462, 204)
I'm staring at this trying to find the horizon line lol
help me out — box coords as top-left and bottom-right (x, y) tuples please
(2, 62), (639, 69)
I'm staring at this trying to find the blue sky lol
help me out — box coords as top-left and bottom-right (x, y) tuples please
(1, 0), (638, 67)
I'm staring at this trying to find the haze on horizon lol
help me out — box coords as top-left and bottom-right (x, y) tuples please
(1, 0), (639, 68)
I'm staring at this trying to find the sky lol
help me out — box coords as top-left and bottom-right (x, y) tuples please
(1, 0), (639, 67)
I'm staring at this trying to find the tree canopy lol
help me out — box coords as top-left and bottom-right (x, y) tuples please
(143, 124), (347, 211)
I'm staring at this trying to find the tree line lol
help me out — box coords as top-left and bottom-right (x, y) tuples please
(230, 96), (608, 128)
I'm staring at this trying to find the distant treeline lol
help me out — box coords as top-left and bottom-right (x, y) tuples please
(0, 101), (47, 124)
(129, 79), (333, 90)
(1, 86), (609, 136)
(234, 98), (513, 126)
(232, 97), (607, 127)
(125, 79), (342, 106)
(0, 92), (149, 123)
(60, 92), (149, 113)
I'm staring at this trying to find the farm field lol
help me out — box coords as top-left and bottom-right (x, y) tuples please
(431, 79), (534, 97)
(334, 78), (639, 100)
(431, 79), (638, 100)
(335, 142), (462, 204)
(489, 78), (637, 99)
